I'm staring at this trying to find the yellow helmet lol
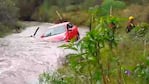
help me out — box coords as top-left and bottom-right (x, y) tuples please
(129, 16), (134, 20)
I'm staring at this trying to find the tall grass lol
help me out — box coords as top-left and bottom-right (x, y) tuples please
(38, 1), (149, 84)
(39, 15), (149, 84)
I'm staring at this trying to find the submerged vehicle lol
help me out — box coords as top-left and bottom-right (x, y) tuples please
(41, 22), (80, 42)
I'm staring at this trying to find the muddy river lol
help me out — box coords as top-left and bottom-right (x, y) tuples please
(0, 22), (88, 84)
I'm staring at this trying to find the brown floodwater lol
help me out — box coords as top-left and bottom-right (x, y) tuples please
(0, 22), (88, 84)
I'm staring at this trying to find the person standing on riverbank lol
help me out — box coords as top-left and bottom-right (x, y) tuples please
(126, 16), (136, 33)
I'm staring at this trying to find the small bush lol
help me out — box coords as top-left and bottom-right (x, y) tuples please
(0, 24), (12, 37)
(63, 11), (89, 26)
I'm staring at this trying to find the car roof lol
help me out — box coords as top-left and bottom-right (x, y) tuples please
(48, 22), (70, 29)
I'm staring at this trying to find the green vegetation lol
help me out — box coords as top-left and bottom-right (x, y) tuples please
(0, 0), (18, 37)
(0, 0), (25, 37)
(39, 15), (149, 84)
(1, 0), (149, 83)
(31, 0), (96, 25)
(1, 0), (149, 37)
(38, 0), (149, 84)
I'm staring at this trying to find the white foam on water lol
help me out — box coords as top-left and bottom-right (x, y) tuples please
(0, 23), (88, 84)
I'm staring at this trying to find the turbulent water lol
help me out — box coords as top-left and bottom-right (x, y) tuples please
(0, 22), (88, 84)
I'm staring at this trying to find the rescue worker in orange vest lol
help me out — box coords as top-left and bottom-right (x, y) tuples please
(126, 16), (135, 33)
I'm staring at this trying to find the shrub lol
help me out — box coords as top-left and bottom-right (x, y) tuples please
(0, 0), (20, 37)
(0, 0), (18, 25)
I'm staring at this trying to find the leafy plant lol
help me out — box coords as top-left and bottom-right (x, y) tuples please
(39, 15), (123, 84)
(99, 0), (126, 16)
(133, 58), (149, 84)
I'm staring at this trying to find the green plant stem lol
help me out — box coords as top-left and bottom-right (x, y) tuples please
(96, 42), (107, 84)
(87, 60), (93, 84)
(107, 60), (111, 83)
(143, 39), (146, 57)
(117, 61), (123, 84)
(75, 73), (77, 84)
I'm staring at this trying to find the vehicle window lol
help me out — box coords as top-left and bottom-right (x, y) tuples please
(44, 25), (66, 37)
(67, 23), (73, 29)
